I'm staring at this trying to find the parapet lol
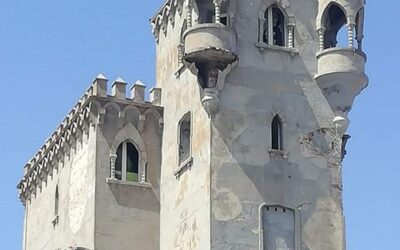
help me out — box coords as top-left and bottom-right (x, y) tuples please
(17, 74), (163, 205)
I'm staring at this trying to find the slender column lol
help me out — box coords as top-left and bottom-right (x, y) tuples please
(213, 0), (222, 24)
(110, 154), (117, 179)
(348, 23), (355, 49)
(288, 24), (295, 48)
(186, 4), (192, 28)
(317, 28), (325, 51)
(141, 162), (147, 183)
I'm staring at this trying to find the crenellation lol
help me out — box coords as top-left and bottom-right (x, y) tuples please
(131, 80), (146, 103)
(112, 77), (128, 100)
(150, 87), (162, 105)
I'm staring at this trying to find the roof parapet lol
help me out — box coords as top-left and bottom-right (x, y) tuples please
(17, 73), (163, 205)
(131, 80), (146, 103)
(112, 77), (128, 100)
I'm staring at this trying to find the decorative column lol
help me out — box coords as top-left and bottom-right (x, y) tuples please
(110, 154), (117, 179)
(288, 24), (295, 48)
(317, 28), (325, 51)
(347, 23), (355, 49)
(141, 163), (147, 183)
(186, 4), (193, 28)
(213, 0), (222, 24)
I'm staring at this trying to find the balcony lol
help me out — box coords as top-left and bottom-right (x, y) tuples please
(183, 23), (237, 66)
(315, 48), (368, 115)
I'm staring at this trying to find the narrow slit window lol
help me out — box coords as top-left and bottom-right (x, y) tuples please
(271, 115), (283, 150)
(55, 186), (59, 216)
(178, 112), (192, 165)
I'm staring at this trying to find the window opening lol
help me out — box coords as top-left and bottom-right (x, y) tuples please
(323, 4), (347, 49)
(115, 141), (139, 182)
(55, 186), (59, 216)
(262, 205), (295, 250)
(195, 0), (215, 24)
(179, 113), (191, 165)
(271, 115), (283, 150)
(263, 5), (286, 46)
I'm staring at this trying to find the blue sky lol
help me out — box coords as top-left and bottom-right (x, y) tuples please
(0, 1), (398, 249)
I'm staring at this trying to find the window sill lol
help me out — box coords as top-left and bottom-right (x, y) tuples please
(106, 178), (152, 189)
(174, 157), (193, 179)
(255, 42), (299, 55)
(268, 149), (289, 159)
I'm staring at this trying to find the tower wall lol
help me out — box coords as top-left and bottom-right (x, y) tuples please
(23, 124), (97, 250)
(156, 10), (212, 250)
(210, 1), (344, 249)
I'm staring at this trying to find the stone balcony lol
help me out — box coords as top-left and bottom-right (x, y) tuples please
(183, 23), (237, 66)
(315, 48), (368, 115)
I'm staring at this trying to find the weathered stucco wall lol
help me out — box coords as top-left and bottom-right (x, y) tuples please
(24, 126), (96, 250)
(94, 102), (161, 250)
(157, 11), (212, 250)
(210, 0), (345, 249)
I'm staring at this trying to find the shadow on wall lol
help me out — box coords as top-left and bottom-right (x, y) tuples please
(107, 182), (160, 212)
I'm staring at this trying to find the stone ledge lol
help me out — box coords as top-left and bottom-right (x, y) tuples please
(255, 42), (299, 55)
(174, 157), (193, 179)
(106, 178), (152, 189)
(268, 149), (289, 160)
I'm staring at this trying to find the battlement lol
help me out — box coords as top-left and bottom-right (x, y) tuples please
(150, 0), (185, 42)
(17, 74), (163, 205)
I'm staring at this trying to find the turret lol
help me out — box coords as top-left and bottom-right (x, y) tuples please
(315, 0), (368, 118)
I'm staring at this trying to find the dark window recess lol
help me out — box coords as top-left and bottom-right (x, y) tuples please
(55, 186), (59, 216)
(115, 144), (123, 180)
(263, 11), (269, 44)
(272, 7), (285, 46)
(126, 142), (139, 182)
(179, 113), (191, 165)
(271, 115), (283, 150)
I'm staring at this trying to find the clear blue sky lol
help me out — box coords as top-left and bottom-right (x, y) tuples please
(0, 1), (398, 249)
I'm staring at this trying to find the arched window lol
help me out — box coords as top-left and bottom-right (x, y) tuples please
(323, 4), (347, 49)
(261, 205), (296, 250)
(271, 115), (283, 150)
(178, 112), (192, 165)
(263, 5), (286, 46)
(115, 141), (139, 182)
(55, 186), (59, 216)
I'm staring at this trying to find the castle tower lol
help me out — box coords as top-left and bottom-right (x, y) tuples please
(150, 0), (366, 249)
(18, 76), (164, 250)
(18, 0), (367, 249)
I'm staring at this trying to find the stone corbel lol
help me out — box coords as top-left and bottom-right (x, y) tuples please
(201, 61), (238, 117)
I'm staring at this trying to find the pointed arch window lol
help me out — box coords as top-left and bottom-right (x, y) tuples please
(271, 115), (283, 150)
(263, 5), (287, 46)
(115, 141), (139, 182)
(322, 3), (347, 49)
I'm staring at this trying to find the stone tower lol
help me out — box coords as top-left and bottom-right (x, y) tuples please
(150, 0), (366, 249)
(18, 0), (367, 249)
